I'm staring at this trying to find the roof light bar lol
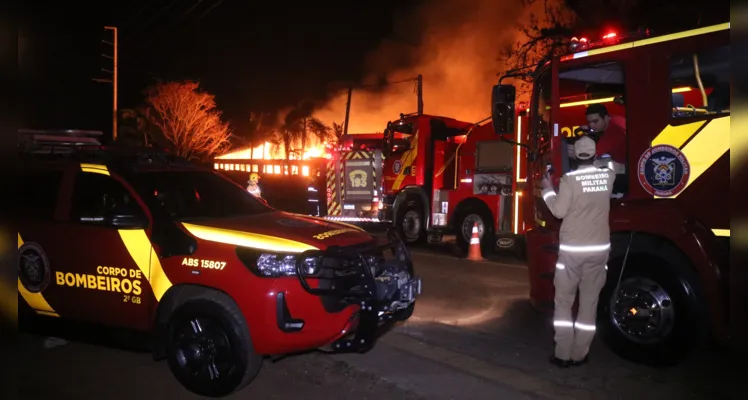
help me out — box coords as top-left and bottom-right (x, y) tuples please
(569, 28), (650, 53)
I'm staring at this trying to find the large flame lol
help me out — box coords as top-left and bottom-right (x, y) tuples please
(216, 141), (328, 160)
(313, 0), (565, 132)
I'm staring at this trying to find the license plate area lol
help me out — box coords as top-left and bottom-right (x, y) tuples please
(399, 277), (422, 302)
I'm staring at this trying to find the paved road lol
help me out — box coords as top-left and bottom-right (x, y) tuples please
(350, 244), (743, 400)
(16, 240), (742, 399)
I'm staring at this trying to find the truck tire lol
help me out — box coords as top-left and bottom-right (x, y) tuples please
(396, 198), (425, 245)
(597, 237), (707, 366)
(164, 293), (263, 397)
(454, 204), (494, 256)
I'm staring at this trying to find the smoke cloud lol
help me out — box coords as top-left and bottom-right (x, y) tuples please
(313, 0), (555, 134)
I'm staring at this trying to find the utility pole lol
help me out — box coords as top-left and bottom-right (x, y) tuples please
(342, 87), (353, 136)
(107, 26), (118, 141)
(94, 27), (118, 141)
(416, 74), (423, 115)
(340, 75), (419, 134)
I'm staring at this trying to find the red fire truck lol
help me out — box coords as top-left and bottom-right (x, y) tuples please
(379, 112), (529, 255)
(491, 22), (732, 364)
(323, 133), (387, 223)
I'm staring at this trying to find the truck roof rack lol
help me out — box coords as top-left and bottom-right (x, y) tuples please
(18, 129), (104, 154)
(18, 129), (196, 170)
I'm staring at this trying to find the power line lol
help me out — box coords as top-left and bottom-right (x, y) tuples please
(137, 0), (210, 49)
(122, 0), (191, 43)
(119, 1), (158, 35)
(198, 0), (226, 19)
(356, 76), (420, 89)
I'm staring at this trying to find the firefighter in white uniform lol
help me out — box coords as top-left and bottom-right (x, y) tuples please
(247, 172), (262, 198)
(541, 136), (615, 368)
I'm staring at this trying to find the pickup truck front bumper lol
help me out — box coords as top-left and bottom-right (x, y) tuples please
(293, 228), (422, 352)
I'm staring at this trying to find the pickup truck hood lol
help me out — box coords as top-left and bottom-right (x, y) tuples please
(179, 211), (374, 253)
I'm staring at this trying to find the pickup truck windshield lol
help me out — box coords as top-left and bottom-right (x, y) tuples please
(129, 170), (273, 220)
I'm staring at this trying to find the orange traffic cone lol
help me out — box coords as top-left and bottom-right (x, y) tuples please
(467, 222), (484, 261)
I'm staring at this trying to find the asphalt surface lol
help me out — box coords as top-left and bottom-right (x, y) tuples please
(14, 237), (743, 400)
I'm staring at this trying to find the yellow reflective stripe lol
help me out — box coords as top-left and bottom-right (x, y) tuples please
(633, 23), (730, 47)
(80, 163), (110, 176)
(672, 117), (730, 198)
(651, 120), (706, 148)
(712, 229), (729, 237)
(118, 229), (173, 301)
(392, 131), (419, 191)
(81, 167), (110, 175)
(80, 163), (108, 171)
(584, 43), (633, 57)
(560, 97), (615, 108)
(182, 222), (319, 254)
(17, 233), (59, 317)
(17, 280), (59, 316)
(571, 23), (730, 59)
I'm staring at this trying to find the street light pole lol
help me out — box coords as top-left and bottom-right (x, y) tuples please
(104, 26), (118, 141)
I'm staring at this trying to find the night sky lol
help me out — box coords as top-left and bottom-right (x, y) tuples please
(19, 0), (729, 142)
(19, 0), (419, 138)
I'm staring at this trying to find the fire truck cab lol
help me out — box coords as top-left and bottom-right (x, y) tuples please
(379, 112), (527, 255)
(492, 22), (731, 365)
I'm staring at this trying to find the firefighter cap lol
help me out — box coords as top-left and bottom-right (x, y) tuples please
(574, 136), (596, 160)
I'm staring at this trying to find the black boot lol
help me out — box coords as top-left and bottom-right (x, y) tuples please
(549, 355), (571, 368)
(570, 356), (589, 367)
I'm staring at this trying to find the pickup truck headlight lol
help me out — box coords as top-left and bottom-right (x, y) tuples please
(256, 253), (321, 277)
(236, 247), (322, 278)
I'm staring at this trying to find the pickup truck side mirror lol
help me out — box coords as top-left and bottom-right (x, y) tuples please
(105, 211), (149, 229)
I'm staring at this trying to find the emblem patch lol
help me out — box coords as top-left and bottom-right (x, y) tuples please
(349, 169), (367, 187)
(496, 237), (515, 248)
(18, 242), (51, 293)
(393, 160), (402, 174)
(637, 144), (690, 197)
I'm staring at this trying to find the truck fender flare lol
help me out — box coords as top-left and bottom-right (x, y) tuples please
(393, 186), (430, 224)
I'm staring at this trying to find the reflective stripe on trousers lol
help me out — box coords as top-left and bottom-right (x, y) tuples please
(559, 243), (610, 252)
(553, 320), (596, 331)
(552, 249), (609, 361)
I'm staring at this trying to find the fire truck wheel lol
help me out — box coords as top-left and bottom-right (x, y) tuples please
(597, 239), (707, 366)
(165, 295), (263, 397)
(397, 199), (426, 245)
(454, 205), (494, 255)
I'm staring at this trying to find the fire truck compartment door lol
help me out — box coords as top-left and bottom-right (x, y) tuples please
(343, 159), (375, 202)
(525, 228), (558, 311)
